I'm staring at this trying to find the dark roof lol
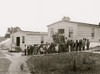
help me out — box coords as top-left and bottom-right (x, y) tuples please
(21, 30), (41, 33)
(47, 20), (99, 27)
(12, 30), (48, 35)
(21, 31), (48, 35)
(70, 21), (98, 26)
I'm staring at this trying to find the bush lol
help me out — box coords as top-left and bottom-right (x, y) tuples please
(27, 52), (96, 74)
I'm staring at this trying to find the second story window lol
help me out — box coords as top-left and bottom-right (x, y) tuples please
(69, 27), (73, 38)
(58, 29), (65, 34)
(91, 28), (95, 38)
(22, 36), (25, 43)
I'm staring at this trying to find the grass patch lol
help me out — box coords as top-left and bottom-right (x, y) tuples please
(27, 52), (100, 74)
(0, 52), (6, 57)
(0, 58), (11, 74)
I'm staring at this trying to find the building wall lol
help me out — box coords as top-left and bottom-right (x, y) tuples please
(11, 32), (26, 50)
(26, 35), (48, 45)
(93, 27), (100, 42)
(26, 35), (41, 45)
(48, 21), (78, 43)
(77, 25), (100, 42)
(77, 25), (91, 40)
(11, 31), (48, 51)
(48, 21), (100, 42)
(44, 35), (48, 43)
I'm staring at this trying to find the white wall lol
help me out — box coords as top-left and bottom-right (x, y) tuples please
(26, 35), (48, 45)
(48, 21), (78, 43)
(11, 32), (26, 50)
(77, 25), (91, 40)
(26, 35), (41, 45)
(48, 21), (100, 42)
(93, 27), (100, 42)
(11, 31), (48, 51)
(77, 25), (100, 42)
(44, 36), (48, 43)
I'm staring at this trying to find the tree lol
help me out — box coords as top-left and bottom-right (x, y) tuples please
(5, 33), (10, 38)
(4, 26), (21, 38)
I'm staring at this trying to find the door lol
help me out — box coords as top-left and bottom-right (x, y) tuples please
(16, 37), (20, 46)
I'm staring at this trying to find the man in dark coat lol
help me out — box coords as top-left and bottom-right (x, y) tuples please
(75, 40), (79, 51)
(71, 40), (75, 51)
(82, 38), (85, 51)
(66, 39), (70, 52)
(30, 45), (33, 55)
(24, 45), (27, 55)
(27, 46), (30, 55)
(79, 39), (82, 51)
(86, 39), (90, 50)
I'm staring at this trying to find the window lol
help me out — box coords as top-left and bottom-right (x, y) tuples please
(50, 28), (54, 36)
(69, 27), (73, 38)
(22, 36), (25, 43)
(91, 28), (95, 38)
(69, 32), (73, 37)
(58, 29), (64, 34)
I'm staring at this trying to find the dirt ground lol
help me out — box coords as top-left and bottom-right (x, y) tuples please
(0, 58), (11, 74)
(0, 50), (11, 74)
(0, 50), (30, 74)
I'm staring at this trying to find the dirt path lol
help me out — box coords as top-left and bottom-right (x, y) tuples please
(1, 50), (30, 74)
(83, 46), (100, 54)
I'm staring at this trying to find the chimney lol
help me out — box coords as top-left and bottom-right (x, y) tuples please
(62, 16), (70, 22)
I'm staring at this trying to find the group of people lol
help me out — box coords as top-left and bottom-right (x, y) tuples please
(24, 38), (90, 55)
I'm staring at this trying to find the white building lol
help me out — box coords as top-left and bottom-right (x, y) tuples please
(10, 31), (48, 51)
(47, 17), (100, 43)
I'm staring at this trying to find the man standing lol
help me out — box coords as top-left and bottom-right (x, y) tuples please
(87, 39), (90, 50)
(79, 39), (82, 51)
(82, 38), (85, 51)
(30, 45), (32, 55)
(75, 40), (79, 51)
(24, 45), (27, 56)
(27, 46), (30, 55)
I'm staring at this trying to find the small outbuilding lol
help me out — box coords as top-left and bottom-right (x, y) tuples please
(10, 31), (48, 51)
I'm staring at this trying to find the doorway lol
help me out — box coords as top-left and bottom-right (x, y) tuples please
(16, 37), (20, 46)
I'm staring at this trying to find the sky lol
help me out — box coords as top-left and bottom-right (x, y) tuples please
(0, 0), (100, 36)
